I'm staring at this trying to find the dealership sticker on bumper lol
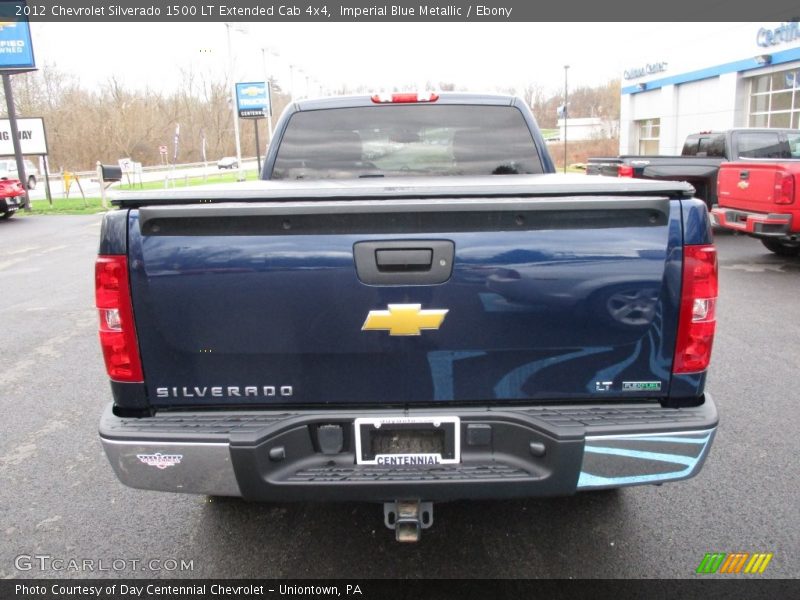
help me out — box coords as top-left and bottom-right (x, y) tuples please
(136, 453), (183, 469)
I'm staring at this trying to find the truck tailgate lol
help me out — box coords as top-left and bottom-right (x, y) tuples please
(127, 197), (683, 407)
(717, 161), (798, 211)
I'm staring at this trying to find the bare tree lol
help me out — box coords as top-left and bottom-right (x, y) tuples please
(0, 64), (619, 171)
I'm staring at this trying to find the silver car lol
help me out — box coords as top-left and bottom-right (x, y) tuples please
(0, 158), (40, 190)
(217, 156), (238, 170)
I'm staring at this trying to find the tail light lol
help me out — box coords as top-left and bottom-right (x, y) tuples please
(774, 171), (794, 204)
(673, 245), (718, 374)
(95, 255), (143, 382)
(618, 165), (634, 177)
(371, 92), (439, 104)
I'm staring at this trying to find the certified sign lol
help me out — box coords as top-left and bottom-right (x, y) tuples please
(235, 82), (271, 119)
(0, 11), (35, 70)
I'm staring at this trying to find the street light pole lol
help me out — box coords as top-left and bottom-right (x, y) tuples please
(261, 47), (277, 143)
(296, 67), (305, 99)
(225, 22), (245, 181)
(563, 65), (569, 175)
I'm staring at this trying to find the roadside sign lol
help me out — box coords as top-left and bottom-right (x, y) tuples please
(159, 145), (168, 154)
(0, 7), (35, 71)
(0, 117), (47, 155)
(236, 82), (271, 119)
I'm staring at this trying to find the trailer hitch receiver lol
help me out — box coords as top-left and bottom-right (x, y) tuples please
(384, 500), (433, 543)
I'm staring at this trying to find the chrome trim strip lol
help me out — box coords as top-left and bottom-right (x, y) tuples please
(100, 438), (241, 497)
(584, 428), (713, 441)
(577, 428), (716, 489)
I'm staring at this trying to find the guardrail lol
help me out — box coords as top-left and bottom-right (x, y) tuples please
(49, 157), (260, 180)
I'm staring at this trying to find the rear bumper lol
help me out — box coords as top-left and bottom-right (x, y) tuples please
(99, 397), (718, 502)
(711, 207), (794, 237)
(0, 196), (22, 214)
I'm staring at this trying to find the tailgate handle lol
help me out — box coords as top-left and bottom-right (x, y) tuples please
(739, 170), (749, 180)
(375, 249), (433, 272)
(354, 240), (454, 286)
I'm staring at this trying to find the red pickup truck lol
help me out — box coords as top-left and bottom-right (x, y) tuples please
(713, 161), (800, 256)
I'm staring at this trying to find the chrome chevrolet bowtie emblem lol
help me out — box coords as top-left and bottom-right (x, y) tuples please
(362, 304), (448, 336)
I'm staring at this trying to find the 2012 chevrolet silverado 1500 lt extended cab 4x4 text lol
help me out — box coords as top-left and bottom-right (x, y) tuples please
(97, 93), (719, 542)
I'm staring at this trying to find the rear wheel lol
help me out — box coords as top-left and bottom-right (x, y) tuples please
(0, 211), (13, 220)
(27, 175), (36, 190)
(761, 238), (800, 256)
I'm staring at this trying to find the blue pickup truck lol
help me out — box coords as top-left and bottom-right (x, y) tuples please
(97, 93), (718, 542)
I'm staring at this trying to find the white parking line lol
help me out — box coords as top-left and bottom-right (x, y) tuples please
(36, 244), (69, 255)
(6, 246), (40, 256)
(0, 257), (28, 271)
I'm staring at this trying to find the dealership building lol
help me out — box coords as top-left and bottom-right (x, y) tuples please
(619, 21), (800, 154)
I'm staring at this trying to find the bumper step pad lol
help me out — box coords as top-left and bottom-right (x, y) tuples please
(289, 463), (529, 483)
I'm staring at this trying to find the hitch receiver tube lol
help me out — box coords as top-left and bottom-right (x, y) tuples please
(384, 500), (433, 543)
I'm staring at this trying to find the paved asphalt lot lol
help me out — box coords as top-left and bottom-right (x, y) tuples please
(0, 214), (797, 579)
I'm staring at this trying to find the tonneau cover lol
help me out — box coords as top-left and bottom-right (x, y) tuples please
(112, 174), (695, 208)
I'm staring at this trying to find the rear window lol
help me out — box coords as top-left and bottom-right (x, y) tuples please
(271, 105), (543, 180)
(682, 134), (725, 157)
(735, 132), (790, 159)
(788, 133), (800, 158)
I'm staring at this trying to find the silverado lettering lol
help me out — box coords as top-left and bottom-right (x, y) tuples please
(155, 386), (293, 399)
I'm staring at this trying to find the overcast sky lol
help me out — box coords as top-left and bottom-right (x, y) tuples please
(29, 22), (756, 97)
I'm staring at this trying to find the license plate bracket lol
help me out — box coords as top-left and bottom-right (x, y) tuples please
(354, 416), (461, 466)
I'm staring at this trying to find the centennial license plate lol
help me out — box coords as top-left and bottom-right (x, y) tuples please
(354, 416), (460, 466)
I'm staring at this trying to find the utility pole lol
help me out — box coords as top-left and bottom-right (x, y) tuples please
(563, 65), (569, 174)
(261, 47), (277, 142)
(296, 67), (305, 99)
(225, 23), (245, 182)
(2, 75), (30, 211)
(254, 120), (261, 172)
